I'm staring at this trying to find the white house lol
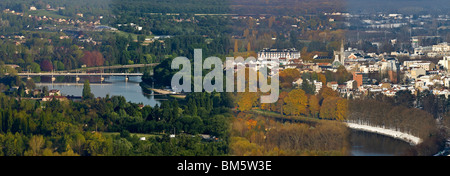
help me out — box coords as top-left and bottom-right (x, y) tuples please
(313, 80), (322, 94)
(292, 78), (303, 87)
(438, 56), (450, 70)
(432, 42), (450, 53)
(49, 89), (61, 96)
(257, 48), (300, 61)
(347, 80), (355, 90)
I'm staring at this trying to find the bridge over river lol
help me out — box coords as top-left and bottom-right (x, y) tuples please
(66, 63), (159, 72)
(17, 63), (158, 77)
(17, 72), (143, 77)
(16, 63), (161, 82)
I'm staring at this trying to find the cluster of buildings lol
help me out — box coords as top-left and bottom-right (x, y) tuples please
(3, 86), (84, 102)
(3, 8), (102, 27)
(226, 48), (302, 76)
(247, 42), (450, 100)
(2, 5), (114, 37)
(29, 5), (65, 12)
(329, 45), (450, 98)
(412, 42), (450, 58)
(117, 23), (143, 31)
(334, 48), (450, 98)
(0, 34), (27, 46)
(2, 6), (120, 46)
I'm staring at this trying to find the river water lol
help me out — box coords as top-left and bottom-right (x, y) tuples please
(35, 76), (412, 156)
(36, 76), (161, 107)
(350, 130), (413, 156)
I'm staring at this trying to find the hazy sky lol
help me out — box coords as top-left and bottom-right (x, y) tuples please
(345, 0), (450, 14)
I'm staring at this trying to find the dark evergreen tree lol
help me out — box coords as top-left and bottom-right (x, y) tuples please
(82, 80), (94, 100)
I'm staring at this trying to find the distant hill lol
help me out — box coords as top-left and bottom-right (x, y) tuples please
(226, 0), (345, 15)
(1, 0), (446, 16)
(345, 0), (450, 15)
(110, 0), (447, 15)
(111, 0), (345, 15)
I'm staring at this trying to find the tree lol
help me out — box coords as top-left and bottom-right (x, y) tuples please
(280, 68), (301, 89)
(81, 51), (105, 67)
(71, 133), (86, 155)
(25, 79), (36, 90)
(318, 87), (338, 103)
(85, 132), (112, 156)
(207, 115), (228, 138)
(335, 66), (351, 84)
(40, 60), (53, 72)
(268, 16), (275, 28)
(234, 40), (239, 53)
(320, 97), (339, 120)
(82, 80), (94, 100)
(335, 98), (348, 121)
(301, 79), (315, 95)
(309, 95), (320, 118)
(237, 92), (258, 112)
(263, 91), (288, 114)
(42, 86), (49, 96)
(283, 89), (308, 116)
(244, 29), (250, 38)
(28, 135), (45, 156)
(317, 73), (326, 85)
(112, 138), (132, 156)
(395, 90), (415, 108)
(29, 62), (41, 72)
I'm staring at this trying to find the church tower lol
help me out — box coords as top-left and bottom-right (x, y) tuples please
(340, 40), (345, 65)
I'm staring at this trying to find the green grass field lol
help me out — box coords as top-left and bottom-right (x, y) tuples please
(26, 9), (68, 19)
(112, 30), (156, 42)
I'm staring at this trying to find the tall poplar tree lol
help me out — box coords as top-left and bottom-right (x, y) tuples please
(82, 80), (94, 100)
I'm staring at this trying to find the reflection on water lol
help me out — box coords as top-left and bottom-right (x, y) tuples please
(350, 130), (413, 156)
(36, 76), (160, 107)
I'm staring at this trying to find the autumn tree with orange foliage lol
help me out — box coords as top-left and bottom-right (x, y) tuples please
(317, 73), (327, 85)
(309, 95), (320, 118)
(300, 47), (329, 62)
(318, 97), (348, 120)
(261, 91), (289, 114)
(335, 98), (348, 121)
(319, 97), (339, 120)
(246, 119), (258, 130)
(234, 39), (239, 53)
(237, 92), (259, 112)
(235, 67), (261, 112)
(80, 51), (104, 67)
(318, 86), (338, 102)
(283, 89), (308, 116)
(279, 68), (301, 89)
(230, 112), (350, 156)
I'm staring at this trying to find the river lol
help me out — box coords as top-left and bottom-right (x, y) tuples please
(36, 76), (161, 107)
(35, 76), (412, 156)
(350, 130), (413, 156)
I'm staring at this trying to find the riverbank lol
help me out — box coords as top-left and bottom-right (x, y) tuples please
(139, 81), (187, 99)
(230, 111), (350, 156)
(248, 109), (423, 145)
(151, 88), (186, 99)
(345, 122), (422, 145)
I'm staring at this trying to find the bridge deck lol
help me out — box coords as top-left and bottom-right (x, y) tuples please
(18, 73), (143, 76)
(67, 63), (159, 72)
